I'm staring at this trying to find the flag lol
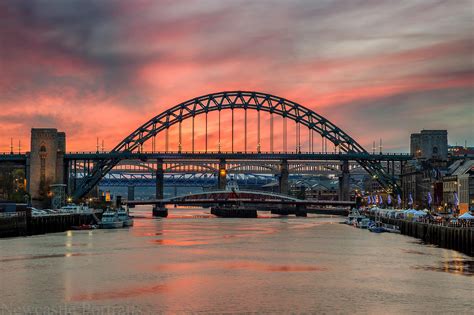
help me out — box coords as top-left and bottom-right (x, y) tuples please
(454, 192), (459, 206)
(397, 194), (401, 206)
(427, 192), (432, 206)
(379, 195), (383, 204)
(366, 196), (371, 204)
(408, 193), (413, 205)
(387, 195), (392, 205)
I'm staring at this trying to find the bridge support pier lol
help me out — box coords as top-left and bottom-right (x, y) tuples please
(156, 159), (164, 199)
(295, 204), (307, 217)
(127, 186), (135, 208)
(271, 208), (294, 216)
(211, 206), (257, 218)
(153, 204), (168, 217)
(218, 159), (227, 190)
(338, 160), (350, 201)
(279, 159), (289, 195)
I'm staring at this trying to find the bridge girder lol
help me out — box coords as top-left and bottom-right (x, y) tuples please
(73, 159), (378, 177)
(99, 173), (276, 188)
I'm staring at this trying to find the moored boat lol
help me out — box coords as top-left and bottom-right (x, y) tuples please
(369, 226), (386, 233)
(117, 207), (134, 227)
(368, 221), (386, 233)
(345, 209), (364, 225)
(99, 209), (123, 229)
(71, 224), (97, 230)
(382, 224), (401, 233)
(358, 218), (372, 229)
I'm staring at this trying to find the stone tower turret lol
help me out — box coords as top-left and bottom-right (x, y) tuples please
(28, 129), (66, 207)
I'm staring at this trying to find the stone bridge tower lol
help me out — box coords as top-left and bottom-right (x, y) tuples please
(28, 129), (66, 207)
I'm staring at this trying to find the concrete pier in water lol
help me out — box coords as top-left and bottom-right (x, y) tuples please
(152, 206), (168, 217)
(211, 206), (257, 218)
(271, 208), (294, 216)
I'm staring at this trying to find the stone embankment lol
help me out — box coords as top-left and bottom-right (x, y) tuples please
(371, 216), (473, 256)
(0, 212), (99, 238)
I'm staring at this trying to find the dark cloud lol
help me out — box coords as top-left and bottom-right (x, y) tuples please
(322, 86), (473, 150)
(1, 0), (154, 107)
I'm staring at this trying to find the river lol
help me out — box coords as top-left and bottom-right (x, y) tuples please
(0, 207), (472, 314)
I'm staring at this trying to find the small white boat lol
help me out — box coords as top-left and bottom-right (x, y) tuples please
(358, 218), (372, 229)
(117, 207), (134, 227)
(345, 209), (364, 225)
(99, 210), (123, 229)
(382, 224), (400, 233)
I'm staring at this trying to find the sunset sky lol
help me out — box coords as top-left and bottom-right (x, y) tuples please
(0, 0), (472, 153)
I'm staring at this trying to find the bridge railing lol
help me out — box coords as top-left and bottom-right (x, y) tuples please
(0, 150), (413, 156)
(0, 152), (28, 156)
(63, 150), (412, 155)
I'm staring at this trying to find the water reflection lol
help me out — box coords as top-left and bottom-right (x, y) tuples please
(224, 261), (327, 272)
(71, 284), (168, 301)
(0, 252), (97, 262)
(401, 249), (432, 255)
(412, 260), (473, 276)
(153, 261), (326, 273)
(151, 239), (209, 246)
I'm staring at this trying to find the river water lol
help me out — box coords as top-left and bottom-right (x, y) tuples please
(1, 207), (472, 314)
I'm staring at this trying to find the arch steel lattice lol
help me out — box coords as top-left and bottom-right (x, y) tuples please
(73, 91), (398, 199)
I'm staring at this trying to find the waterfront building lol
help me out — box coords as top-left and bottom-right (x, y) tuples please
(448, 145), (474, 157)
(443, 175), (458, 211)
(442, 159), (474, 213)
(301, 182), (339, 201)
(362, 175), (384, 194)
(288, 177), (339, 200)
(402, 130), (449, 208)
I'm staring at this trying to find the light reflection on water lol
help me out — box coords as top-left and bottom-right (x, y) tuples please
(0, 206), (472, 313)
(412, 259), (473, 276)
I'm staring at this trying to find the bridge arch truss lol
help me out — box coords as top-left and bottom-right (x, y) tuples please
(74, 91), (399, 199)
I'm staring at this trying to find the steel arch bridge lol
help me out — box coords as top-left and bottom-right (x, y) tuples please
(73, 91), (399, 199)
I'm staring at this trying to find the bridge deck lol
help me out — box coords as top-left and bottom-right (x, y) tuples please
(63, 151), (412, 161)
(0, 154), (27, 162)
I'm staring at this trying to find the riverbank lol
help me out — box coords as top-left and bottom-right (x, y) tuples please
(0, 212), (100, 238)
(367, 215), (473, 256)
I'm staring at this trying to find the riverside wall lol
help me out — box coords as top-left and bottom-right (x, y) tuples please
(0, 212), (98, 238)
(374, 216), (473, 256)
